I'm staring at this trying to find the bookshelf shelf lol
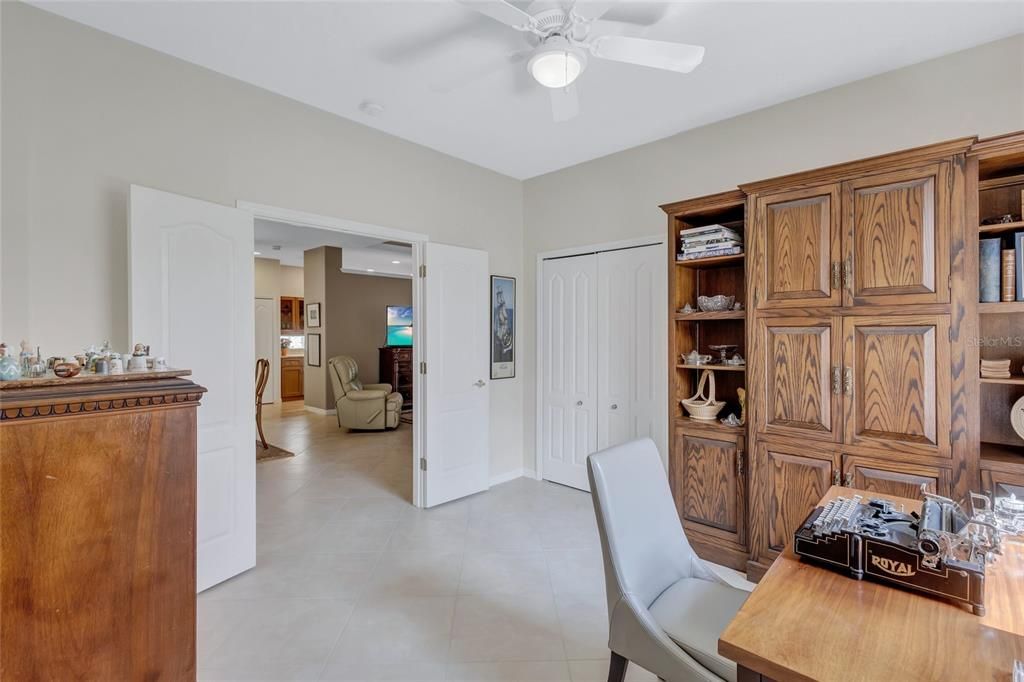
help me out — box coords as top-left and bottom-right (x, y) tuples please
(675, 253), (745, 268)
(980, 376), (1024, 385)
(979, 220), (1024, 234)
(676, 363), (746, 372)
(978, 301), (1024, 314)
(674, 310), (745, 321)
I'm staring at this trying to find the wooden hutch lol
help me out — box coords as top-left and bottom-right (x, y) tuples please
(664, 132), (1024, 581)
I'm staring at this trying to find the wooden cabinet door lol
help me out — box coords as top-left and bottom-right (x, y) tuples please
(281, 360), (303, 400)
(752, 184), (841, 309)
(842, 315), (950, 458)
(281, 297), (295, 331)
(758, 441), (838, 556)
(980, 466), (1024, 499)
(842, 455), (950, 498)
(843, 163), (950, 306)
(674, 428), (745, 545)
(756, 317), (842, 442)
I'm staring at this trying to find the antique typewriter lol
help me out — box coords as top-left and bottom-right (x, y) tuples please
(794, 489), (1024, 616)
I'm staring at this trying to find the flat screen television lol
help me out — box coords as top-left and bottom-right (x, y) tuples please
(386, 305), (413, 347)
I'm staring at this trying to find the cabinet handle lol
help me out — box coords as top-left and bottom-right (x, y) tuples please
(831, 366), (841, 395)
(832, 470), (841, 486)
(831, 261), (841, 290)
(843, 257), (853, 292)
(844, 472), (854, 487)
(843, 367), (853, 396)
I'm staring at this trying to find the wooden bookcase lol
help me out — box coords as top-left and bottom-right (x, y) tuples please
(969, 132), (1024, 497)
(662, 190), (749, 571)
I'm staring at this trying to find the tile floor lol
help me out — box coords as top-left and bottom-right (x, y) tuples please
(199, 402), (753, 681)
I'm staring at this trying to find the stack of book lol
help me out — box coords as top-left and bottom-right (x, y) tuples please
(677, 224), (743, 262)
(981, 358), (1011, 379)
(979, 232), (1024, 302)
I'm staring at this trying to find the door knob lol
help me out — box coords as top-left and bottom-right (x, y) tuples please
(474, 380), (486, 388)
(610, 404), (618, 410)
(576, 400), (583, 407)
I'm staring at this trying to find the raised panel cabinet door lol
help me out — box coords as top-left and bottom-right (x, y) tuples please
(678, 430), (745, 544)
(980, 467), (1024, 499)
(756, 317), (842, 442)
(842, 315), (951, 458)
(842, 455), (950, 498)
(843, 163), (950, 306)
(760, 441), (837, 555)
(752, 184), (841, 309)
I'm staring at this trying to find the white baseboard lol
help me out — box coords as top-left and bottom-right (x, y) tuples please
(523, 469), (539, 480)
(489, 468), (525, 486)
(303, 405), (336, 416)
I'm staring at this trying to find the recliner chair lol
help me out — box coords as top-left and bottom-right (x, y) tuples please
(587, 438), (749, 682)
(327, 355), (403, 430)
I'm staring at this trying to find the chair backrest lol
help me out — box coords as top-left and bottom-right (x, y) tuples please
(587, 438), (704, 611)
(255, 358), (270, 404)
(327, 355), (362, 400)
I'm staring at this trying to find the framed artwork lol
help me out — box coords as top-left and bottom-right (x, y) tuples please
(307, 302), (321, 328)
(306, 333), (321, 367)
(490, 275), (515, 379)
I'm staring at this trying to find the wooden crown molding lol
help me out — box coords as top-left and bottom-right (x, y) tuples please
(0, 377), (207, 422)
(738, 136), (977, 195)
(969, 130), (1024, 160)
(660, 189), (747, 216)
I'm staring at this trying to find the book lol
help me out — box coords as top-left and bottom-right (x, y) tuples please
(680, 228), (742, 242)
(1002, 249), (1016, 302)
(1016, 232), (1024, 301)
(679, 223), (740, 237)
(681, 240), (742, 254)
(677, 246), (743, 261)
(980, 238), (1002, 302)
(680, 233), (743, 246)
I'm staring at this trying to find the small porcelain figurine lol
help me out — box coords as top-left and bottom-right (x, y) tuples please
(109, 356), (124, 374)
(153, 356), (168, 371)
(128, 343), (149, 371)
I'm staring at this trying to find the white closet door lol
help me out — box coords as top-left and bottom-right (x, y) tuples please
(597, 245), (662, 452)
(541, 255), (598, 491)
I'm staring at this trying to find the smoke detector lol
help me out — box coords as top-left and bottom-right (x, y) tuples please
(359, 100), (385, 117)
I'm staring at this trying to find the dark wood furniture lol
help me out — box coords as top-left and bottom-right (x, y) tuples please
(718, 485), (1024, 682)
(379, 346), (413, 410)
(662, 190), (749, 571)
(0, 370), (205, 680)
(663, 132), (1024, 582)
(281, 355), (304, 401)
(280, 295), (304, 331)
(256, 358), (270, 448)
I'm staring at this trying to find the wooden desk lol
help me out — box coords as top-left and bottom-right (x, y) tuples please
(718, 486), (1024, 682)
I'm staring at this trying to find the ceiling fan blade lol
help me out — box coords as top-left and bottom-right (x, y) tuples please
(589, 36), (705, 73)
(455, 0), (538, 31)
(550, 84), (579, 123)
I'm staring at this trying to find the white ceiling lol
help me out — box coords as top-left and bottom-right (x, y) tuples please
(35, 1), (1024, 179)
(255, 219), (413, 277)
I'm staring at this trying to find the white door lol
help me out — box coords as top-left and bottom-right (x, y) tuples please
(254, 298), (277, 403)
(423, 242), (490, 507)
(541, 254), (598, 491)
(130, 185), (255, 592)
(597, 245), (662, 451)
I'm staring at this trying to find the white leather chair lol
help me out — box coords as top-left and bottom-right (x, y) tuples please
(587, 438), (749, 682)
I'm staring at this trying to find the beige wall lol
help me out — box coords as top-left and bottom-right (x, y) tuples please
(324, 273), (412, 390)
(1, 2), (524, 477)
(280, 265), (304, 298)
(521, 34), (1024, 471)
(254, 258), (281, 299)
(302, 247), (330, 411)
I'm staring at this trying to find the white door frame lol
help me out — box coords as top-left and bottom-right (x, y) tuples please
(237, 201), (429, 508)
(535, 234), (668, 480)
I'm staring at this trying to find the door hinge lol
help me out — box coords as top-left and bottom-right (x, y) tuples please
(420, 458), (427, 471)
(419, 264), (426, 278)
(420, 361), (427, 374)
(832, 469), (841, 486)
(948, 326), (954, 342)
(948, 274), (953, 293)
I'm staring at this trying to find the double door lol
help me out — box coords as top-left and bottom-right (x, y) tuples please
(755, 314), (950, 458)
(751, 163), (950, 309)
(540, 245), (664, 491)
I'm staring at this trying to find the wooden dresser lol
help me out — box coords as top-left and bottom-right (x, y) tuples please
(379, 346), (413, 409)
(0, 370), (205, 680)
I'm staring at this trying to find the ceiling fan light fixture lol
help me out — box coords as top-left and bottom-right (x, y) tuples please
(528, 36), (586, 89)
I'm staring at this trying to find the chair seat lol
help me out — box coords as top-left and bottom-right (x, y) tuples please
(648, 578), (748, 682)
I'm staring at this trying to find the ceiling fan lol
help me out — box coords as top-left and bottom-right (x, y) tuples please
(454, 0), (705, 122)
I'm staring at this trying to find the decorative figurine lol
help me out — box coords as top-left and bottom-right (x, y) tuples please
(153, 357), (168, 371)
(725, 353), (746, 366)
(681, 302), (696, 314)
(0, 343), (21, 381)
(732, 301), (744, 311)
(128, 343), (149, 371)
(109, 356), (124, 374)
(720, 413), (742, 427)
(737, 387), (747, 426)
(53, 362), (81, 378)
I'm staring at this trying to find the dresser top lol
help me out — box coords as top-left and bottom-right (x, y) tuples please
(0, 368), (191, 390)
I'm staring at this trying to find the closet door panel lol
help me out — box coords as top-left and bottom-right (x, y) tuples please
(541, 255), (598, 491)
(597, 245), (662, 452)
